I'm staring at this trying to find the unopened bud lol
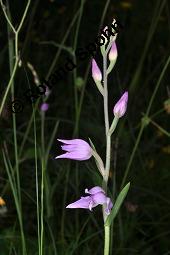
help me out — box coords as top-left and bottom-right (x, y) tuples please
(92, 59), (102, 81)
(107, 41), (118, 74)
(113, 91), (128, 118)
(109, 41), (117, 61)
(91, 59), (104, 95)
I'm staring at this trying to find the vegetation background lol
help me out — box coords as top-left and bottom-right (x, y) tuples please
(0, 0), (170, 254)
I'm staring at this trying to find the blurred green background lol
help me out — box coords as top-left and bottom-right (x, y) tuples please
(0, 0), (170, 254)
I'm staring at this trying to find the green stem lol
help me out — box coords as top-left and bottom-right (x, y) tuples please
(105, 134), (111, 184)
(103, 54), (109, 136)
(40, 159), (45, 255)
(0, 59), (18, 116)
(102, 40), (112, 255)
(33, 109), (41, 254)
(40, 110), (46, 255)
(0, 0), (31, 115)
(104, 226), (110, 255)
(0, 0), (15, 32)
(6, 2), (26, 253)
(102, 34), (119, 254)
(2, 148), (27, 255)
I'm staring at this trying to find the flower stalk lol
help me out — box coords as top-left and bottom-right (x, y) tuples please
(104, 226), (110, 255)
(101, 22), (126, 255)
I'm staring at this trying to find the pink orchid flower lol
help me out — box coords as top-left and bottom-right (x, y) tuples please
(55, 139), (92, 161)
(66, 186), (113, 215)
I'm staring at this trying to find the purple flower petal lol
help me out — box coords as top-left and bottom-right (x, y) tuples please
(66, 196), (92, 209)
(61, 144), (77, 152)
(89, 200), (95, 211)
(105, 197), (113, 215)
(85, 186), (105, 195)
(66, 186), (113, 215)
(55, 152), (72, 160)
(58, 139), (88, 146)
(56, 139), (92, 161)
(55, 151), (91, 160)
(92, 192), (107, 205)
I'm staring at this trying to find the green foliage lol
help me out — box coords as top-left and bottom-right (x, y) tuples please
(105, 183), (130, 227)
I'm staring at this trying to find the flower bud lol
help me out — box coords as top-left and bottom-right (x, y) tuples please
(113, 91), (128, 118)
(92, 59), (102, 82)
(107, 41), (118, 74)
(109, 41), (117, 62)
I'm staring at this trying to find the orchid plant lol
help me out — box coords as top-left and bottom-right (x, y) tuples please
(56, 19), (130, 255)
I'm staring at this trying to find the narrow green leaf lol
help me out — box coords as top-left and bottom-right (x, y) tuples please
(105, 182), (130, 226)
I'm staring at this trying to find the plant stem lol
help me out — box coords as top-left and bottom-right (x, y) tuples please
(40, 159), (45, 255)
(0, 0), (31, 116)
(102, 43), (111, 254)
(105, 134), (111, 185)
(40, 111), (45, 255)
(102, 39), (119, 254)
(103, 54), (109, 136)
(104, 226), (110, 255)
(33, 109), (41, 254)
(6, 2), (27, 253)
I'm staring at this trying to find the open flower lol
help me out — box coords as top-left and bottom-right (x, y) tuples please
(113, 91), (128, 118)
(55, 139), (92, 161)
(66, 186), (113, 215)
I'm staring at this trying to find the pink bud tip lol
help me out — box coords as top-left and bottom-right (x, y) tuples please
(113, 91), (128, 118)
(109, 41), (117, 61)
(92, 59), (102, 82)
